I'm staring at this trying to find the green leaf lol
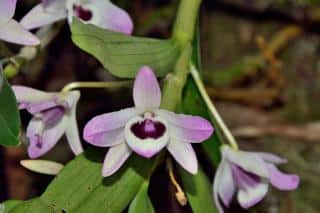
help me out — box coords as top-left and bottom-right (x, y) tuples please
(1, 200), (23, 212)
(71, 19), (181, 78)
(0, 76), (21, 146)
(128, 181), (155, 213)
(9, 149), (158, 213)
(178, 166), (217, 213)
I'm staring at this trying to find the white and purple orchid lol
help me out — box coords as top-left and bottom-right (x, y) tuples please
(20, 0), (133, 34)
(83, 66), (214, 177)
(213, 145), (299, 212)
(13, 86), (83, 158)
(0, 0), (39, 45)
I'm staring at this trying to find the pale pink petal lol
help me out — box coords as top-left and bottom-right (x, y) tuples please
(157, 109), (214, 143)
(167, 139), (198, 174)
(223, 146), (269, 178)
(66, 0), (133, 34)
(0, 20), (40, 45)
(267, 164), (299, 190)
(133, 66), (161, 110)
(27, 116), (68, 158)
(12, 86), (55, 103)
(20, 4), (67, 30)
(237, 182), (268, 209)
(64, 91), (83, 155)
(0, 0), (16, 23)
(218, 161), (235, 207)
(83, 107), (138, 145)
(102, 142), (131, 177)
(213, 159), (227, 213)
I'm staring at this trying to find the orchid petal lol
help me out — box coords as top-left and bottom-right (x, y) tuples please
(27, 116), (68, 158)
(102, 142), (131, 177)
(0, 0), (16, 23)
(267, 164), (299, 190)
(223, 146), (269, 178)
(213, 159), (226, 213)
(125, 116), (169, 158)
(218, 161), (235, 207)
(167, 139), (198, 174)
(0, 20), (40, 45)
(20, 3), (67, 30)
(13, 86), (55, 103)
(253, 152), (287, 164)
(83, 107), (138, 144)
(27, 100), (60, 114)
(157, 109), (214, 143)
(133, 66), (161, 110)
(64, 91), (83, 155)
(66, 0), (133, 34)
(20, 159), (64, 175)
(237, 182), (268, 209)
(42, 0), (66, 12)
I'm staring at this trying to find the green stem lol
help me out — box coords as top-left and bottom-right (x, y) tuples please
(190, 64), (239, 150)
(161, 0), (202, 111)
(61, 81), (132, 93)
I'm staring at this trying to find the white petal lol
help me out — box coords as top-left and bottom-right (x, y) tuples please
(253, 152), (287, 164)
(20, 4), (67, 30)
(167, 139), (198, 174)
(102, 142), (131, 177)
(65, 94), (83, 155)
(0, 20), (40, 45)
(237, 182), (268, 209)
(213, 158), (228, 213)
(218, 161), (236, 207)
(20, 159), (64, 175)
(12, 86), (55, 103)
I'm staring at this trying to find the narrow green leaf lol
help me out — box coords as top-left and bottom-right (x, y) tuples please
(9, 149), (157, 213)
(128, 181), (155, 213)
(71, 19), (181, 78)
(178, 166), (217, 213)
(0, 77), (21, 146)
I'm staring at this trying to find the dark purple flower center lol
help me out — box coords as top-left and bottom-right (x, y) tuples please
(73, 5), (92, 21)
(131, 119), (166, 139)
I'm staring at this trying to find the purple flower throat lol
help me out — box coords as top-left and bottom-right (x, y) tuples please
(131, 119), (166, 139)
(73, 5), (92, 21)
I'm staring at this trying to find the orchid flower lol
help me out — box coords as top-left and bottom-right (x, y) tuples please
(213, 145), (299, 212)
(0, 0), (39, 45)
(83, 66), (214, 177)
(13, 86), (83, 158)
(20, 0), (133, 34)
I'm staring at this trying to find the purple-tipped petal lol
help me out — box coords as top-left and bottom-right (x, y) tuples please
(157, 109), (214, 143)
(64, 91), (83, 155)
(0, 20), (40, 45)
(27, 100), (60, 114)
(167, 139), (198, 174)
(267, 164), (299, 190)
(27, 116), (68, 158)
(223, 146), (269, 178)
(237, 182), (268, 209)
(0, 0), (16, 23)
(218, 161), (235, 207)
(102, 142), (131, 177)
(125, 116), (169, 158)
(133, 66), (161, 110)
(20, 3), (67, 30)
(66, 0), (133, 34)
(12, 86), (55, 103)
(83, 108), (138, 146)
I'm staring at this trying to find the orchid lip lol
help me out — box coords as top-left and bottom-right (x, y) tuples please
(131, 119), (166, 140)
(73, 4), (92, 21)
